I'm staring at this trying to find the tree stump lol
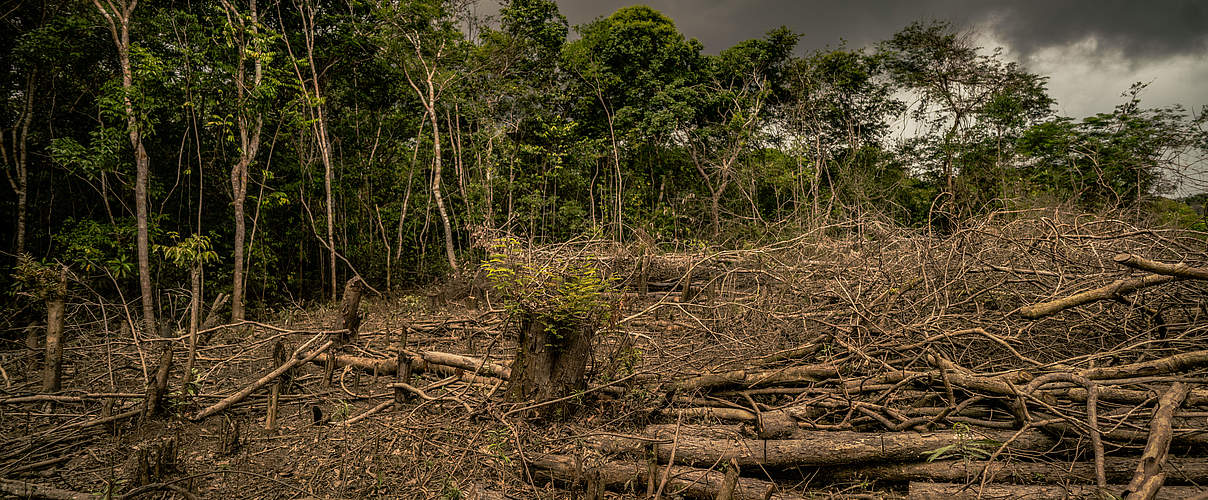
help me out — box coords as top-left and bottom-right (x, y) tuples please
(125, 437), (178, 487)
(505, 312), (593, 418)
(265, 340), (288, 430)
(142, 344), (173, 422)
(326, 277), (363, 386)
(41, 267), (67, 392)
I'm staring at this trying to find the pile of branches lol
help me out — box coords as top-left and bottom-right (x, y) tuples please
(521, 209), (1208, 499)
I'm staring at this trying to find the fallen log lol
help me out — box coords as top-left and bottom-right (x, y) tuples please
(907, 481), (1204, 499)
(313, 353), (504, 385)
(1079, 350), (1208, 380)
(528, 453), (807, 500)
(1018, 274), (1176, 319)
(311, 351), (510, 380)
(669, 364), (837, 392)
(1125, 382), (1191, 500)
(594, 428), (1060, 468)
(0, 478), (91, 500)
(823, 457), (1208, 485)
(843, 369), (1208, 407)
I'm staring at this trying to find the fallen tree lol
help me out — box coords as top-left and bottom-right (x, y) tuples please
(594, 428), (1060, 468)
(527, 453), (808, 500)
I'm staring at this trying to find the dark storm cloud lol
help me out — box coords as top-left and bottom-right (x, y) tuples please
(550, 0), (1208, 59)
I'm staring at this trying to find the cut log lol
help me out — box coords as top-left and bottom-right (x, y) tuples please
(311, 352), (507, 384)
(1079, 350), (1208, 380)
(421, 350), (511, 379)
(670, 364), (837, 392)
(908, 482), (1204, 499)
(1113, 253), (1208, 280)
(1125, 382), (1192, 500)
(528, 453), (807, 500)
(824, 457), (1208, 485)
(594, 428), (1059, 468)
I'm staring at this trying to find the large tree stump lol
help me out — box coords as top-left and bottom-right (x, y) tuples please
(505, 312), (593, 418)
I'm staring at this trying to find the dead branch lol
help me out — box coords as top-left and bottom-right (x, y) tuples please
(1125, 382), (1192, 500)
(1114, 253), (1208, 280)
(1019, 275), (1177, 319)
(193, 337), (335, 420)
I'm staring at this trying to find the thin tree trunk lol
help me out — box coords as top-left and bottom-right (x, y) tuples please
(94, 0), (156, 338)
(428, 86), (458, 272)
(228, 0), (264, 321)
(183, 264), (200, 389)
(3, 72), (35, 257)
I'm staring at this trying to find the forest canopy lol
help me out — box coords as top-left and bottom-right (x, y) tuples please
(2, 0), (1206, 321)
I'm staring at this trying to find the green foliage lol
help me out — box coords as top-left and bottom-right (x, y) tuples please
(480, 237), (616, 334)
(53, 218), (142, 279)
(6, 0), (1205, 314)
(155, 232), (219, 269)
(12, 255), (67, 302)
(923, 423), (1000, 462)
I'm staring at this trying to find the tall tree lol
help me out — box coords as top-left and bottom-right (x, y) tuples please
(564, 6), (704, 238)
(881, 21), (1052, 215)
(219, 0), (268, 321)
(376, 0), (469, 272)
(93, 0), (157, 336)
(284, 0), (340, 299)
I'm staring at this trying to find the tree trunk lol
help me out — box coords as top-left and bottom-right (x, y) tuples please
(228, 0), (263, 322)
(505, 312), (592, 418)
(231, 168), (247, 320)
(428, 94), (459, 272)
(93, 0), (156, 338)
(183, 264), (200, 389)
(9, 73), (33, 256)
(595, 429), (1059, 469)
(41, 267), (68, 392)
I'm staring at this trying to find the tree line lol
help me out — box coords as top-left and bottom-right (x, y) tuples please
(2, 0), (1206, 326)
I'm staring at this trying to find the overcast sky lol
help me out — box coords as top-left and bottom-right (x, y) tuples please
(514, 0), (1208, 120)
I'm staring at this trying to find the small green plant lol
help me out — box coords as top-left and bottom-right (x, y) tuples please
(154, 232), (219, 269)
(486, 428), (513, 466)
(480, 237), (616, 339)
(923, 423), (1000, 462)
(441, 479), (461, 500)
(12, 255), (67, 302)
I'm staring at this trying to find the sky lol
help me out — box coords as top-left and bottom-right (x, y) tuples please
(514, 0), (1208, 120)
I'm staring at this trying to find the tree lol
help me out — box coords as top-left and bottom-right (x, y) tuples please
(92, 0), (157, 337)
(783, 47), (905, 222)
(283, 0), (342, 299)
(1018, 84), (1208, 207)
(219, 0), (272, 321)
(683, 28), (797, 235)
(375, 0), (470, 273)
(564, 6), (705, 238)
(881, 21), (1052, 215)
